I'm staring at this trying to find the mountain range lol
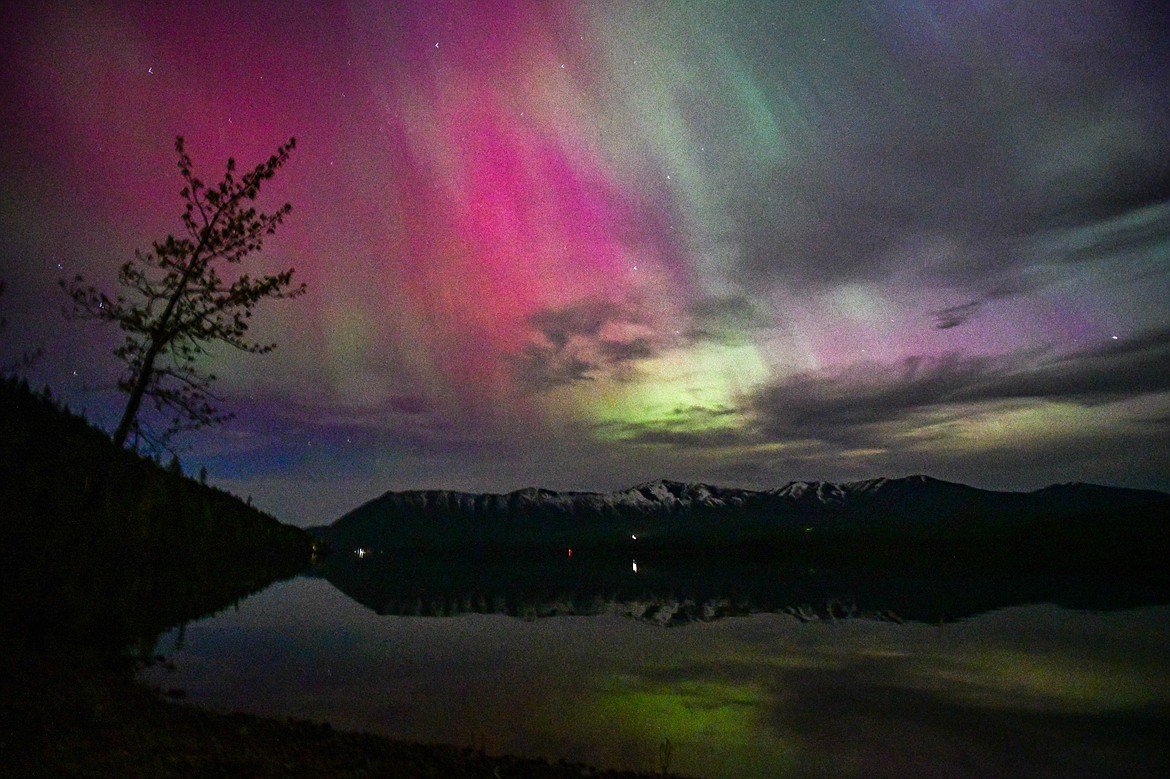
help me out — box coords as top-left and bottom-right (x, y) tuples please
(312, 476), (1170, 567)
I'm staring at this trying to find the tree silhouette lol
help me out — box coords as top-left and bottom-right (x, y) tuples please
(62, 136), (305, 450)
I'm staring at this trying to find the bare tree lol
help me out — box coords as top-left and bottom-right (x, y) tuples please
(62, 136), (306, 450)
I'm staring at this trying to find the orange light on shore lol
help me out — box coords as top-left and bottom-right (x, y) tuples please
(568, 548), (573, 557)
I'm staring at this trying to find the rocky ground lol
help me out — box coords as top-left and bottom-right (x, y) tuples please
(0, 648), (688, 779)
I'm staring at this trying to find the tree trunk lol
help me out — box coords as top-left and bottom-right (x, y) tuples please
(111, 246), (207, 449)
(112, 345), (161, 448)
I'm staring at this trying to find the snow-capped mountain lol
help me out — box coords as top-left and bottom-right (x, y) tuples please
(337, 474), (985, 518)
(311, 475), (1169, 554)
(349, 478), (759, 517)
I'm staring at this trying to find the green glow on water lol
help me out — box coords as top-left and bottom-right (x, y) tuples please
(584, 673), (798, 776)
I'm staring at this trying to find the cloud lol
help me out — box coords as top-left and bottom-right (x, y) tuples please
(931, 301), (982, 330)
(979, 327), (1170, 403)
(1054, 202), (1170, 265)
(598, 337), (656, 363)
(575, 325), (1170, 460)
(684, 294), (774, 343)
(511, 343), (597, 392)
(929, 279), (1035, 329)
(527, 298), (631, 350)
(618, 427), (747, 448)
(750, 353), (997, 443)
(749, 327), (1170, 444)
(728, 4), (1170, 298)
(511, 297), (664, 391)
(611, 328), (1170, 455)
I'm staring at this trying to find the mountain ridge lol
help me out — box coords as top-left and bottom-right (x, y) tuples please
(312, 475), (1170, 560)
(347, 474), (984, 512)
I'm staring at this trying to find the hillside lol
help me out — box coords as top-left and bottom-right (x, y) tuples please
(0, 375), (313, 652)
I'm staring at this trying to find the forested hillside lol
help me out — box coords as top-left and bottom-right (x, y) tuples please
(0, 376), (313, 652)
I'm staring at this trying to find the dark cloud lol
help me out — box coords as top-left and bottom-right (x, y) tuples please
(689, 295), (768, 326)
(932, 301), (982, 330)
(930, 276), (1038, 329)
(1058, 202), (1170, 264)
(982, 327), (1170, 402)
(512, 298), (663, 391)
(685, 294), (774, 343)
(750, 354), (996, 444)
(511, 343), (597, 392)
(598, 337), (656, 363)
(749, 327), (1170, 444)
(618, 427), (747, 448)
(527, 298), (631, 350)
(702, 420), (1170, 496)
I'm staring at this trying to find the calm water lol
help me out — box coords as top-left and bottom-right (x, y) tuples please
(142, 560), (1170, 779)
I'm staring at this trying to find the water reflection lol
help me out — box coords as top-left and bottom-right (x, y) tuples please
(143, 576), (1170, 779)
(308, 549), (1170, 626)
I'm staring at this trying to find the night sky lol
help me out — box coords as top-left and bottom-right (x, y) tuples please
(2, 1), (1168, 527)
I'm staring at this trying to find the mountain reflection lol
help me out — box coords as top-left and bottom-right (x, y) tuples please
(310, 550), (1170, 626)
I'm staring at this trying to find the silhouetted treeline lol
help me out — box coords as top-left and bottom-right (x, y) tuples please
(0, 376), (313, 654)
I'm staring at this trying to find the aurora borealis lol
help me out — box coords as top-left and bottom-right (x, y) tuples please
(2, 1), (1168, 525)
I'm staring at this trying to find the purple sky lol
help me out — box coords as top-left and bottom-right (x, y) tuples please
(2, 1), (1169, 526)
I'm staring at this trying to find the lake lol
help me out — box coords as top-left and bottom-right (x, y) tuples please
(141, 554), (1170, 778)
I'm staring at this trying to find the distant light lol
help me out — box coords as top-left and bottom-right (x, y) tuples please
(632, 560), (638, 573)
(631, 534), (637, 540)
(568, 548), (573, 557)
(1111, 335), (1119, 340)
(355, 547), (367, 558)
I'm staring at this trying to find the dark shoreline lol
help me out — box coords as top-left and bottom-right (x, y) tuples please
(0, 646), (691, 778)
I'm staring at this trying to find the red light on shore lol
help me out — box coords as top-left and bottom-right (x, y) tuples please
(568, 548), (573, 557)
